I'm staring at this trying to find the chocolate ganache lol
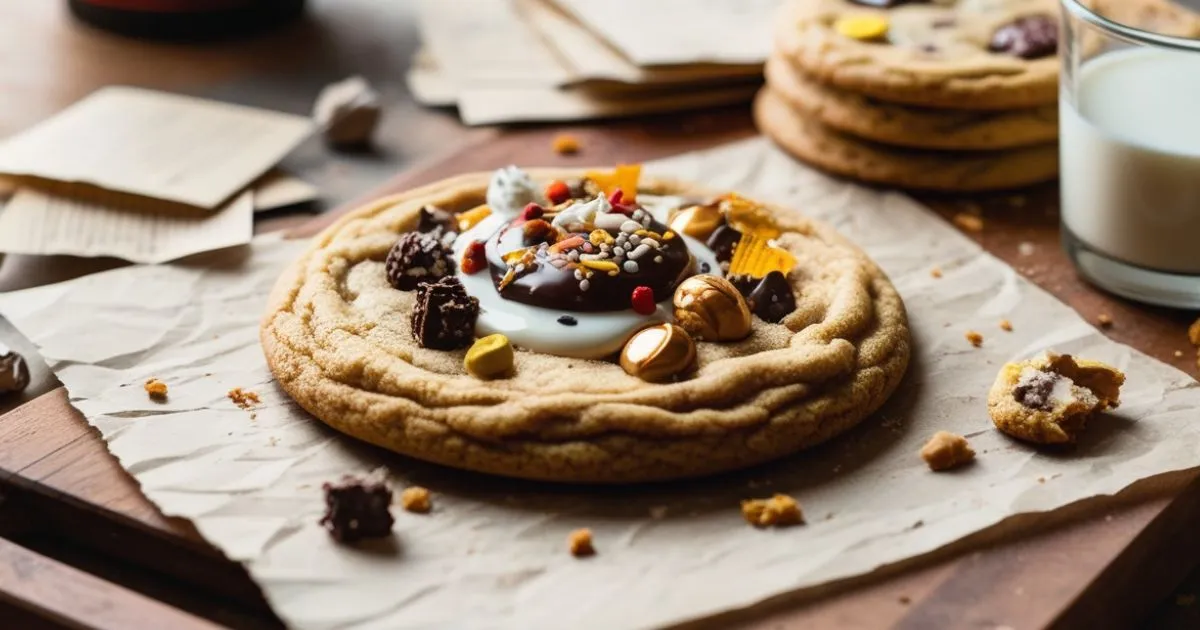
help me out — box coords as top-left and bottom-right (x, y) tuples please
(484, 193), (693, 312)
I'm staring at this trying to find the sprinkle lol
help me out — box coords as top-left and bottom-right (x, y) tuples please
(550, 235), (585, 253)
(641, 238), (660, 249)
(613, 246), (626, 257)
(574, 269), (584, 280)
(588, 229), (614, 246)
(558, 315), (578, 326)
(623, 260), (640, 273)
(620, 220), (642, 233)
(580, 279), (591, 291)
(629, 235), (642, 246)
(655, 256), (664, 264)
(582, 242), (594, 254)
(568, 250), (580, 262)
(581, 259), (619, 273)
(628, 243), (652, 260)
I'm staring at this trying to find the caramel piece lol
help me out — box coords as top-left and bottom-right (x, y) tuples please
(400, 486), (432, 514)
(144, 378), (168, 402)
(568, 528), (595, 557)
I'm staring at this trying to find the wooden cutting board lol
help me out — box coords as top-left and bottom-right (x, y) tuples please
(3, 110), (1200, 629)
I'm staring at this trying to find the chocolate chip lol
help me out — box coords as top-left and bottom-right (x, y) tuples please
(747, 271), (797, 323)
(706, 225), (742, 264)
(411, 277), (480, 350)
(0, 344), (30, 397)
(990, 15), (1058, 60)
(700, 262), (711, 274)
(1013, 370), (1059, 411)
(417, 205), (455, 235)
(320, 476), (394, 543)
(557, 315), (578, 326)
(725, 273), (759, 297)
(386, 231), (454, 291)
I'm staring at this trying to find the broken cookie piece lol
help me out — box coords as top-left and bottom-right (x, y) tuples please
(741, 494), (804, 528)
(568, 528), (595, 557)
(920, 431), (975, 471)
(400, 486), (432, 514)
(144, 378), (168, 402)
(320, 475), (395, 543)
(987, 352), (1125, 444)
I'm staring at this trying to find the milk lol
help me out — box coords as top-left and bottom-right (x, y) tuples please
(1061, 48), (1200, 274)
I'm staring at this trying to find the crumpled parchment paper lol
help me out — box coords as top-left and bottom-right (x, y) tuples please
(2, 138), (1198, 630)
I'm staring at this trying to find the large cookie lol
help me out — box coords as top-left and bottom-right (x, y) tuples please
(775, 0), (1200, 111)
(262, 170), (910, 483)
(755, 87), (1058, 191)
(765, 54), (1058, 150)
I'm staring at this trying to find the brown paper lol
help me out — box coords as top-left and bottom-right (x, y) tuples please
(2, 139), (1198, 629)
(0, 185), (253, 264)
(0, 87), (313, 210)
(252, 170), (319, 213)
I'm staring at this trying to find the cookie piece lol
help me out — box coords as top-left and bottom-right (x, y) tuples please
(987, 352), (1125, 444)
(755, 88), (1058, 192)
(261, 170), (910, 483)
(775, 0), (1200, 111)
(764, 54), (1058, 150)
(920, 431), (975, 471)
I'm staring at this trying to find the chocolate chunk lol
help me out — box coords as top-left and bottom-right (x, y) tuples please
(557, 315), (578, 326)
(417, 205), (456, 236)
(706, 225), (742, 264)
(0, 344), (30, 397)
(725, 273), (759, 297)
(386, 231), (454, 291)
(747, 271), (797, 323)
(700, 262), (712, 274)
(990, 15), (1057, 59)
(411, 277), (480, 350)
(320, 476), (394, 543)
(1013, 370), (1059, 411)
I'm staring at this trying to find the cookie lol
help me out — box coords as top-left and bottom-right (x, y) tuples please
(261, 168), (910, 483)
(775, 0), (1200, 111)
(754, 88), (1058, 191)
(987, 352), (1125, 444)
(764, 54), (1058, 150)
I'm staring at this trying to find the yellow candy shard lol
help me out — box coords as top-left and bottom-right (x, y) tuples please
(457, 205), (492, 232)
(721, 194), (781, 239)
(588, 229), (615, 246)
(834, 14), (889, 42)
(464, 334), (515, 380)
(580, 259), (619, 273)
(585, 164), (642, 203)
(728, 234), (797, 278)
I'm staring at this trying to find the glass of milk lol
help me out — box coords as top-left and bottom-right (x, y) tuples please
(1060, 0), (1200, 307)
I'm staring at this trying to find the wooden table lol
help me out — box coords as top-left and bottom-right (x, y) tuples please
(2, 2), (1200, 629)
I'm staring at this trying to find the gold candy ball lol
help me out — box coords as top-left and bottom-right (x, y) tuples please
(464, 334), (514, 379)
(672, 275), (752, 342)
(619, 323), (697, 382)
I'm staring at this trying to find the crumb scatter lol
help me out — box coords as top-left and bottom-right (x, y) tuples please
(741, 494), (804, 528)
(920, 431), (975, 471)
(228, 387), (261, 409)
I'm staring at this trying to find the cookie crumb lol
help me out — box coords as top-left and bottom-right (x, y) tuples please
(1177, 594), (1195, 606)
(400, 486), (432, 513)
(568, 528), (595, 557)
(1037, 476), (1045, 483)
(552, 133), (581, 155)
(268, 436), (279, 447)
(952, 212), (983, 233)
(999, 319), (1013, 332)
(1018, 241), (1035, 257)
(930, 267), (943, 279)
(228, 387), (261, 409)
(1175, 350), (1184, 358)
(899, 596), (912, 605)
(144, 378), (168, 401)
(920, 431), (975, 471)
(965, 331), (983, 347)
(741, 494), (804, 528)
(1096, 313), (1113, 328)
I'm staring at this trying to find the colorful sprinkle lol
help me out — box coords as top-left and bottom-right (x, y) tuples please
(631, 286), (656, 315)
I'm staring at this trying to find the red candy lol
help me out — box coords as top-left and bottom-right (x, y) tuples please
(631, 286), (655, 315)
(545, 180), (571, 205)
(608, 189), (624, 205)
(521, 203), (544, 221)
(461, 240), (487, 274)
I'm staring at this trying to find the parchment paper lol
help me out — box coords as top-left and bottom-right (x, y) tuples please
(3, 138), (1200, 630)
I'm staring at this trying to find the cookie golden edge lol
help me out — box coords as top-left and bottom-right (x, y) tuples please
(261, 170), (911, 483)
(754, 88), (1060, 192)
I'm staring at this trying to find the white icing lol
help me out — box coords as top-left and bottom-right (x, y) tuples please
(453, 194), (721, 360)
(486, 166), (545, 218)
(551, 193), (610, 231)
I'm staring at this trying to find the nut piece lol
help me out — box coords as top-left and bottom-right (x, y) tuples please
(920, 431), (975, 471)
(464, 334), (515, 380)
(144, 378), (168, 402)
(673, 275), (752, 342)
(568, 528), (595, 557)
(400, 486), (432, 514)
(965, 331), (983, 348)
(0, 343), (31, 397)
(741, 494), (804, 528)
(987, 352), (1125, 444)
(620, 323), (696, 382)
(669, 204), (724, 242)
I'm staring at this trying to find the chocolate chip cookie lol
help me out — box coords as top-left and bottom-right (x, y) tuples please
(755, 88), (1059, 191)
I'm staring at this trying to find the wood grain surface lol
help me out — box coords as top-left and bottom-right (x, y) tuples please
(1, 1), (1200, 629)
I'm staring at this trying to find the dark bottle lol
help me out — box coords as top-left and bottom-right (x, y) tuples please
(68, 0), (306, 41)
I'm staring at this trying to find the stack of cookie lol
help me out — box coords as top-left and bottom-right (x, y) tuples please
(756, 0), (1200, 192)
